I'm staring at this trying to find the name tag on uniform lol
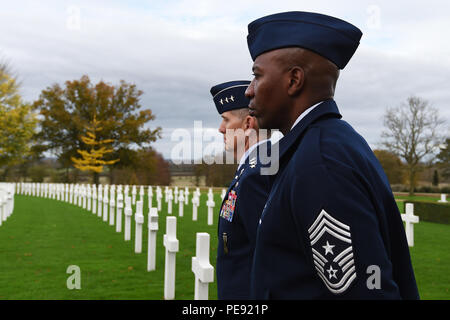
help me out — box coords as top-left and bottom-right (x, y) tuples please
(220, 190), (237, 222)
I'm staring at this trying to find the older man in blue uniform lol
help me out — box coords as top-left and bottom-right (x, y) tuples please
(210, 80), (272, 299)
(244, 11), (419, 299)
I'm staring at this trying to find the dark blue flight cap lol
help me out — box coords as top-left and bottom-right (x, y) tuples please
(247, 11), (363, 69)
(210, 80), (251, 114)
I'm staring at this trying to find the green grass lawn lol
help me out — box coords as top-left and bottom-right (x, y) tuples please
(0, 193), (219, 300)
(408, 221), (450, 299)
(0, 193), (448, 300)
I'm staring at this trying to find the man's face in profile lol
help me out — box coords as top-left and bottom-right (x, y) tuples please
(246, 49), (291, 131)
(218, 110), (246, 153)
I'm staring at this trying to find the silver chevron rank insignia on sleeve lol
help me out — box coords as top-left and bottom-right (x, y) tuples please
(308, 209), (357, 295)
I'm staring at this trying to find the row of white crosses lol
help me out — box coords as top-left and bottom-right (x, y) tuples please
(17, 183), (221, 233)
(0, 183), (15, 226)
(15, 182), (158, 272)
(155, 186), (216, 226)
(15, 182), (215, 299)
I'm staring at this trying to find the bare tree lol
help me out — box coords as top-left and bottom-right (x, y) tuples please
(381, 96), (446, 195)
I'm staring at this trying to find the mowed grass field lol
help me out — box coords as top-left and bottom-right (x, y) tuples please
(0, 192), (448, 300)
(0, 193), (219, 300)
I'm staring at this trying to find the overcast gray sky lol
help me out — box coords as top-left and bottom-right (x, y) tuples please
(2, 0), (449, 160)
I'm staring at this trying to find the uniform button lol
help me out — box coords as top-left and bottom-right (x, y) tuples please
(235, 175), (238, 179)
(259, 219), (262, 224)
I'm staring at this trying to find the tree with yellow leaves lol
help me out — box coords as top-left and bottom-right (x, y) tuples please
(0, 63), (37, 180)
(71, 115), (119, 184)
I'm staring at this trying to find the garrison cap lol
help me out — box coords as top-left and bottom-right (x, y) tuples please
(247, 11), (363, 69)
(210, 80), (251, 114)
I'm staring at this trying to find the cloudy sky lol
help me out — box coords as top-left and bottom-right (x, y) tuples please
(2, 0), (449, 161)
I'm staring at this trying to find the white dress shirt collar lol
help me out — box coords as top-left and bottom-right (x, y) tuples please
(290, 101), (324, 131)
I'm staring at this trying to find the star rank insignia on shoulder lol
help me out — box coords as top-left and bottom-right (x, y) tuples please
(308, 209), (356, 295)
(249, 157), (257, 168)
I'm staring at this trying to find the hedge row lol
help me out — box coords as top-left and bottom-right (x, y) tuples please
(391, 185), (450, 193)
(404, 201), (450, 225)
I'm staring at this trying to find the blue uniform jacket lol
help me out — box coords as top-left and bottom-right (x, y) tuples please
(217, 141), (273, 299)
(250, 100), (419, 299)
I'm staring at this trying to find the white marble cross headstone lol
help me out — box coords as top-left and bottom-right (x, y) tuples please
(73, 184), (78, 205)
(132, 185), (137, 205)
(6, 186), (13, 217)
(124, 196), (132, 241)
(124, 185), (129, 200)
(174, 186), (179, 204)
(97, 185), (103, 218)
(163, 216), (179, 300)
(64, 184), (68, 202)
(207, 188), (213, 200)
(135, 200), (144, 254)
(147, 207), (159, 272)
(156, 187), (162, 212)
(401, 203), (419, 247)
(87, 184), (92, 211)
(0, 190), (5, 224)
(103, 188), (109, 223)
(148, 186), (153, 210)
(206, 192), (215, 226)
(92, 185), (97, 214)
(178, 190), (185, 217)
(116, 192), (123, 233)
(184, 187), (189, 205)
(192, 232), (214, 300)
(167, 189), (173, 214)
(139, 186), (144, 203)
(438, 194), (448, 203)
(66, 184), (71, 203)
(82, 185), (87, 209)
(109, 187), (116, 226)
(192, 195), (199, 221)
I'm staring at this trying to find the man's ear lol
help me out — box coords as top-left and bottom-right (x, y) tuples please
(244, 115), (258, 131)
(287, 66), (305, 96)
(244, 115), (258, 142)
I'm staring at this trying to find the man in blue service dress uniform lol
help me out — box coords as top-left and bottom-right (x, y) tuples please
(210, 80), (273, 299)
(244, 12), (420, 299)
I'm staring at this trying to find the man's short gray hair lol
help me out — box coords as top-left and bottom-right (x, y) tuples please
(230, 108), (250, 120)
